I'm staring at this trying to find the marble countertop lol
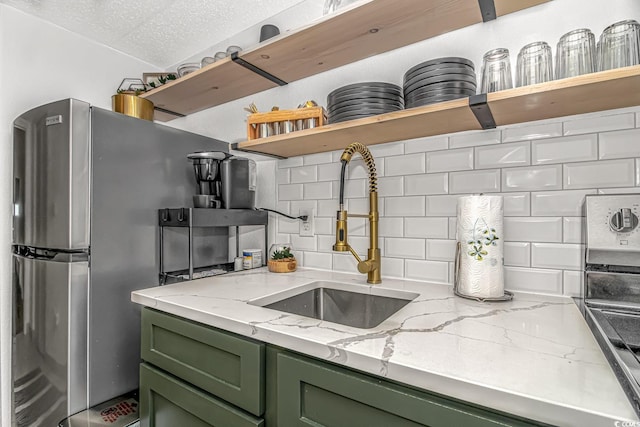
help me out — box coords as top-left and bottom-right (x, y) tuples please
(131, 268), (638, 426)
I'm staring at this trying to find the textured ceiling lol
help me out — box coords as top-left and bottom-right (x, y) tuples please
(0, 0), (306, 68)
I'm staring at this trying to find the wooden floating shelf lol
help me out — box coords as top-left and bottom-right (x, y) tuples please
(141, 0), (550, 121)
(235, 66), (640, 158)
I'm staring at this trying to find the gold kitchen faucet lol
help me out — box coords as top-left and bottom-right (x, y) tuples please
(333, 142), (381, 284)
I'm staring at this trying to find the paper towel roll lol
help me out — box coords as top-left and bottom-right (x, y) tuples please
(455, 195), (504, 298)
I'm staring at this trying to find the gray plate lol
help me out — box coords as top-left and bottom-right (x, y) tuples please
(406, 91), (473, 104)
(328, 87), (402, 104)
(404, 64), (476, 85)
(404, 66), (476, 88)
(329, 112), (393, 124)
(328, 82), (401, 97)
(404, 57), (475, 78)
(328, 99), (404, 115)
(406, 94), (471, 108)
(329, 105), (401, 118)
(404, 80), (477, 98)
(329, 108), (399, 122)
(403, 73), (476, 95)
(405, 86), (476, 100)
(328, 92), (403, 107)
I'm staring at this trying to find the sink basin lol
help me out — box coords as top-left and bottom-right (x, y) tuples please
(249, 281), (418, 329)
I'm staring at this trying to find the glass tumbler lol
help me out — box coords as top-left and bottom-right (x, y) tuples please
(516, 41), (553, 87)
(555, 28), (596, 79)
(597, 19), (640, 71)
(480, 48), (513, 93)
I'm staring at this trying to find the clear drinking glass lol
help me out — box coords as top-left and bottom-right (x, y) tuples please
(555, 28), (596, 79)
(516, 41), (553, 87)
(597, 19), (640, 71)
(480, 48), (513, 93)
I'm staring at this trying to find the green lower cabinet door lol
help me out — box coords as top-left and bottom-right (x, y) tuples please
(139, 363), (264, 427)
(276, 352), (548, 427)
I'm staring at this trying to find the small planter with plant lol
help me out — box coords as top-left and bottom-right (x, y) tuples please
(268, 246), (297, 273)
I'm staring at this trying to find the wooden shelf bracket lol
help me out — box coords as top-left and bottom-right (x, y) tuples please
(469, 94), (497, 129)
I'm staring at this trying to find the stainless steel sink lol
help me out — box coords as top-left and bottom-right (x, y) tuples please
(249, 281), (418, 329)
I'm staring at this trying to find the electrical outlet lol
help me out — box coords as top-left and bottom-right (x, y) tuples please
(299, 208), (315, 237)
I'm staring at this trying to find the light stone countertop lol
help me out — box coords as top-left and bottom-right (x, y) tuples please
(131, 268), (638, 426)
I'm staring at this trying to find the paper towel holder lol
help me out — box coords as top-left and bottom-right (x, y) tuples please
(453, 242), (514, 302)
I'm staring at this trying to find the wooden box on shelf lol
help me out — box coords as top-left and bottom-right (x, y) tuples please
(247, 106), (327, 140)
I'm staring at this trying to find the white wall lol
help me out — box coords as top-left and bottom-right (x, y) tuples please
(0, 5), (161, 425)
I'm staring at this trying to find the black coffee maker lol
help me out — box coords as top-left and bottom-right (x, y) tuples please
(188, 151), (230, 208)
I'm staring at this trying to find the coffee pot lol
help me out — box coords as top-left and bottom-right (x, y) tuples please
(187, 151), (229, 208)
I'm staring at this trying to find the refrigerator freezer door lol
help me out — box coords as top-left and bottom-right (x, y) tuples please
(12, 253), (89, 427)
(13, 99), (91, 250)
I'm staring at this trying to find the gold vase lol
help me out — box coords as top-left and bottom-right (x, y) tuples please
(112, 93), (154, 121)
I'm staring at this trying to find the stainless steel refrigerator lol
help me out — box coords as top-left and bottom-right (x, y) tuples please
(11, 99), (230, 426)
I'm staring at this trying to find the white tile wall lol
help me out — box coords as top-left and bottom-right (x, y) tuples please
(530, 189), (595, 216)
(564, 113), (635, 136)
(275, 106), (640, 296)
(475, 142), (530, 169)
(502, 122), (562, 143)
(426, 148), (473, 172)
(532, 135), (598, 165)
(564, 159), (636, 189)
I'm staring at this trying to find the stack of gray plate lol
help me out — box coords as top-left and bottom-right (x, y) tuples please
(327, 82), (404, 124)
(403, 57), (477, 108)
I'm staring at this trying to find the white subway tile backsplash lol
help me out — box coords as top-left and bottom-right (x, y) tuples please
(315, 217), (334, 235)
(385, 153), (425, 176)
(303, 252), (333, 270)
(563, 271), (583, 297)
(317, 235), (336, 253)
(426, 148), (473, 173)
(278, 157), (303, 169)
(317, 199), (339, 217)
(349, 235), (373, 256)
(500, 192), (531, 216)
(503, 242), (530, 267)
(564, 113), (635, 136)
(530, 189), (595, 216)
(531, 243), (584, 270)
(305, 182), (333, 200)
(563, 217), (584, 244)
(368, 142), (404, 158)
(385, 238), (425, 259)
(405, 260), (449, 283)
(379, 217), (404, 237)
(317, 163), (342, 181)
(598, 187), (640, 194)
(564, 159), (635, 189)
(504, 267), (563, 294)
(277, 168), (290, 184)
(279, 184), (303, 201)
(303, 152), (333, 165)
(405, 173), (448, 195)
(345, 198), (369, 215)
(504, 217), (563, 242)
(405, 217), (449, 239)
(291, 235), (317, 251)
(426, 239), (456, 261)
(382, 257), (405, 278)
(449, 169), (500, 194)
(377, 176), (404, 197)
(532, 134), (598, 165)
(346, 158), (372, 180)
(502, 165), (562, 192)
(448, 218), (457, 239)
(404, 135), (449, 153)
(450, 130), (500, 148)
(637, 158), (640, 186)
(599, 128), (640, 160)
(290, 165), (318, 183)
(334, 179), (367, 199)
(475, 142), (530, 169)
(348, 217), (366, 236)
(426, 195), (460, 216)
(386, 196), (425, 217)
(278, 217), (299, 234)
(333, 253), (358, 273)
(502, 122), (562, 143)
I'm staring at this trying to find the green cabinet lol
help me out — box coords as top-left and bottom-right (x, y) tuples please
(139, 308), (550, 427)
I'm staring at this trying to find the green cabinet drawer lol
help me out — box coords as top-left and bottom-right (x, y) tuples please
(141, 308), (264, 416)
(276, 351), (549, 427)
(139, 363), (263, 427)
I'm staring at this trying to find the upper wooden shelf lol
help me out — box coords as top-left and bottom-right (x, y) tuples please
(234, 66), (640, 158)
(141, 0), (550, 120)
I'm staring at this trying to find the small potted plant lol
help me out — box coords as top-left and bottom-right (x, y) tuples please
(268, 244), (297, 273)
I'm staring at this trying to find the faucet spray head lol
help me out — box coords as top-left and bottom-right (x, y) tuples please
(333, 210), (349, 252)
